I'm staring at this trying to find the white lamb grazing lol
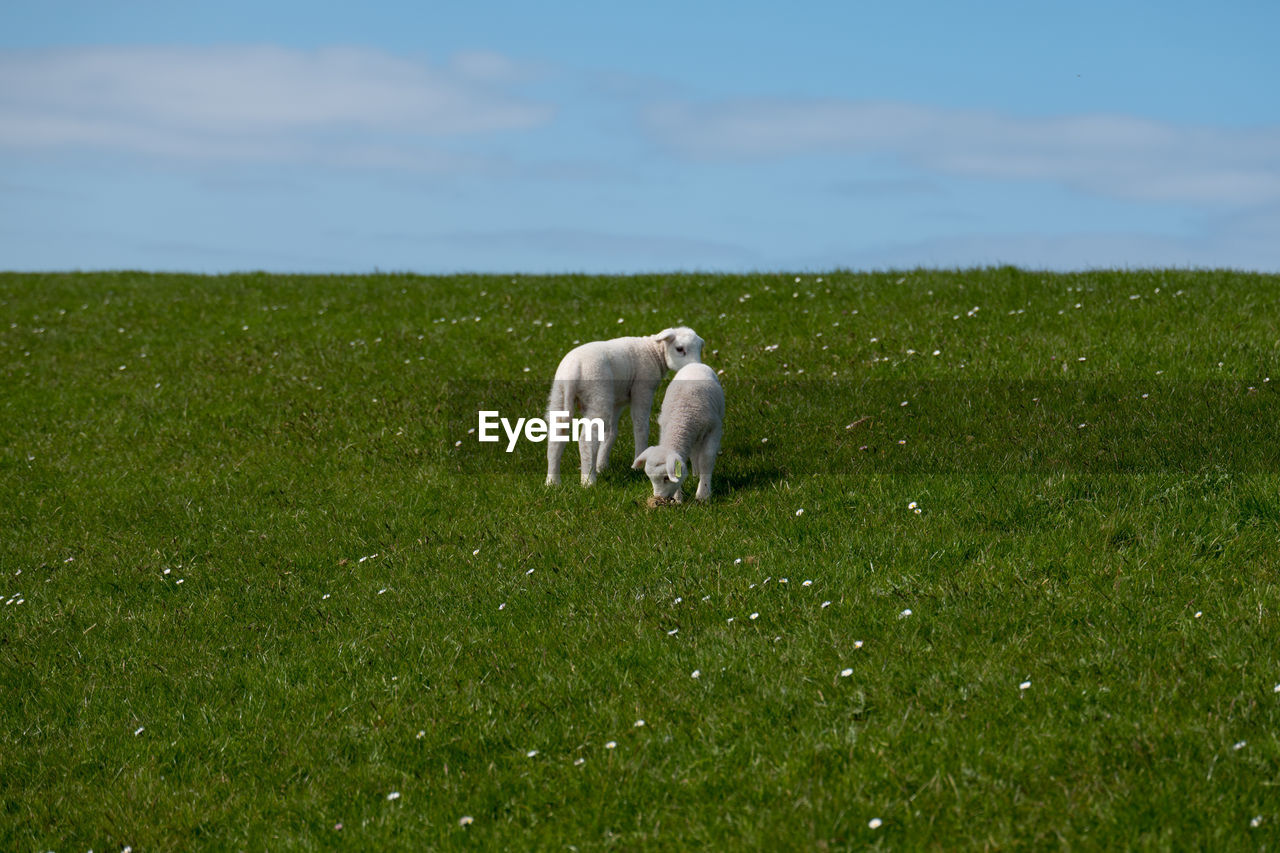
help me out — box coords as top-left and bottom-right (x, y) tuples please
(546, 327), (704, 487)
(632, 362), (724, 503)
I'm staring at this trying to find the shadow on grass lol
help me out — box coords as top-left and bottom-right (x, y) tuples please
(715, 440), (787, 496)
(717, 467), (787, 496)
(581, 443), (785, 501)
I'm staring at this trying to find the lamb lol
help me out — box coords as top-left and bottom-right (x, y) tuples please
(632, 362), (724, 503)
(546, 327), (705, 487)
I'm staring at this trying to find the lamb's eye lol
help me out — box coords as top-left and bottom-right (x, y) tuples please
(676, 346), (685, 354)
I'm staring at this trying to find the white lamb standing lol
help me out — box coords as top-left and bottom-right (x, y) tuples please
(546, 327), (705, 487)
(633, 362), (724, 503)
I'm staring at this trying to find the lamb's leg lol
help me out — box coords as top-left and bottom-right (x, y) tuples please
(630, 386), (654, 463)
(596, 400), (625, 472)
(546, 382), (566, 485)
(694, 427), (722, 501)
(579, 403), (601, 486)
(579, 430), (597, 486)
(547, 437), (564, 486)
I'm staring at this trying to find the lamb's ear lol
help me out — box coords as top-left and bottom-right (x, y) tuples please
(651, 328), (676, 343)
(666, 452), (685, 482)
(632, 447), (653, 469)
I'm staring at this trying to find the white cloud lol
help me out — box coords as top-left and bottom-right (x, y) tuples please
(375, 227), (760, 271)
(799, 208), (1280, 272)
(644, 99), (1280, 205)
(0, 46), (554, 166)
(446, 50), (550, 85)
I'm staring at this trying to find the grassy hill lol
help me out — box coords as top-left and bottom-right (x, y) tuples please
(2, 268), (1279, 848)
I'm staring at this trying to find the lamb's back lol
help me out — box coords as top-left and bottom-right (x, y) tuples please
(660, 363), (724, 428)
(555, 336), (654, 383)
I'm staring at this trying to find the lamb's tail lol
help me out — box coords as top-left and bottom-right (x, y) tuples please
(547, 373), (577, 421)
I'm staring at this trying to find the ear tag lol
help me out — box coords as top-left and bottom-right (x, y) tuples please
(674, 459), (683, 480)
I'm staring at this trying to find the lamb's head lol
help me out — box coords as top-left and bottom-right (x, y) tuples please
(652, 327), (704, 372)
(632, 447), (686, 501)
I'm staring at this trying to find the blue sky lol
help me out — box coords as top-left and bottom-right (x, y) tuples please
(2, 1), (1278, 272)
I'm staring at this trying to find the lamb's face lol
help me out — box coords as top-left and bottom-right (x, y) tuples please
(643, 455), (684, 500)
(655, 327), (704, 371)
(634, 447), (686, 500)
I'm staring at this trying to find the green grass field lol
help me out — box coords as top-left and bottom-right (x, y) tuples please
(3, 268), (1279, 849)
